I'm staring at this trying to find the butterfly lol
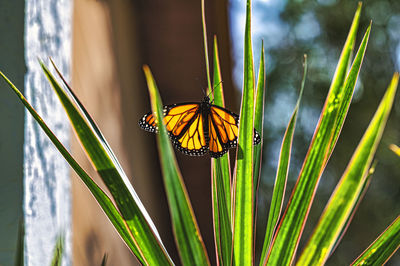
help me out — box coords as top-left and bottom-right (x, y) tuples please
(139, 96), (261, 158)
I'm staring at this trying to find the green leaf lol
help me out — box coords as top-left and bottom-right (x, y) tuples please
(201, 0), (212, 92)
(389, 144), (400, 157)
(298, 73), (399, 265)
(211, 36), (233, 266)
(232, 0), (256, 263)
(253, 42), (266, 206)
(266, 8), (370, 265)
(101, 253), (108, 266)
(143, 65), (210, 265)
(41, 61), (173, 265)
(50, 234), (64, 266)
(328, 2), (363, 155)
(351, 215), (400, 265)
(330, 161), (375, 254)
(260, 55), (307, 265)
(212, 163), (233, 266)
(211, 36), (232, 215)
(0, 70), (145, 264)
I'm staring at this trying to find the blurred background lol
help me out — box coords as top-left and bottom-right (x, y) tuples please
(69, 0), (400, 265)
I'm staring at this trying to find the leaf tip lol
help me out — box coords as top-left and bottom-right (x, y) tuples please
(389, 72), (399, 91)
(389, 144), (400, 157)
(143, 65), (154, 83)
(37, 57), (45, 67)
(49, 57), (57, 68)
(369, 160), (378, 175)
(362, 22), (372, 41)
(352, 2), (362, 23)
(368, 20), (372, 30)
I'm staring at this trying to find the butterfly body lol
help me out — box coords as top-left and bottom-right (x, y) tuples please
(139, 96), (261, 158)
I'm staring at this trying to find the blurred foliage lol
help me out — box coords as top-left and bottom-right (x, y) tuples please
(241, 0), (400, 264)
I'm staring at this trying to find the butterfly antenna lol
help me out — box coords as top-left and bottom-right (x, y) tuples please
(206, 80), (223, 98)
(201, 86), (207, 96)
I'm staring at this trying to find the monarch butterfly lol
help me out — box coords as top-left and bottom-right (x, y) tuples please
(139, 96), (261, 158)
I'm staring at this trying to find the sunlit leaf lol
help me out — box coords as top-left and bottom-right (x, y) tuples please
(0, 70), (146, 264)
(389, 144), (400, 157)
(41, 61), (173, 265)
(298, 73), (399, 265)
(352, 215), (400, 265)
(143, 65), (210, 265)
(253, 42), (266, 206)
(260, 55), (307, 265)
(232, 0), (256, 264)
(50, 234), (64, 266)
(211, 36), (233, 266)
(266, 6), (370, 264)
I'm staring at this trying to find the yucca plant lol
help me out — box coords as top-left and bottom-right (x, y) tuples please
(1, 0), (399, 265)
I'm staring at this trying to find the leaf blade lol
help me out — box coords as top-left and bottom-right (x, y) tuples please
(260, 55), (307, 265)
(232, 0), (257, 264)
(50, 234), (64, 266)
(298, 73), (399, 265)
(0, 70), (145, 264)
(143, 65), (210, 266)
(352, 215), (400, 265)
(253, 42), (266, 206)
(39, 62), (172, 265)
(266, 10), (370, 265)
(389, 144), (400, 157)
(211, 36), (233, 266)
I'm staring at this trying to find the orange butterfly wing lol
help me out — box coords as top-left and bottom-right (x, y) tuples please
(208, 105), (261, 158)
(139, 98), (261, 158)
(139, 103), (208, 156)
(208, 106), (239, 157)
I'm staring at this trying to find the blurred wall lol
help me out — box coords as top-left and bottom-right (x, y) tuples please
(0, 1), (24, 264)
(72, 0), (233, 264)
(1, 0), (72, 264)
